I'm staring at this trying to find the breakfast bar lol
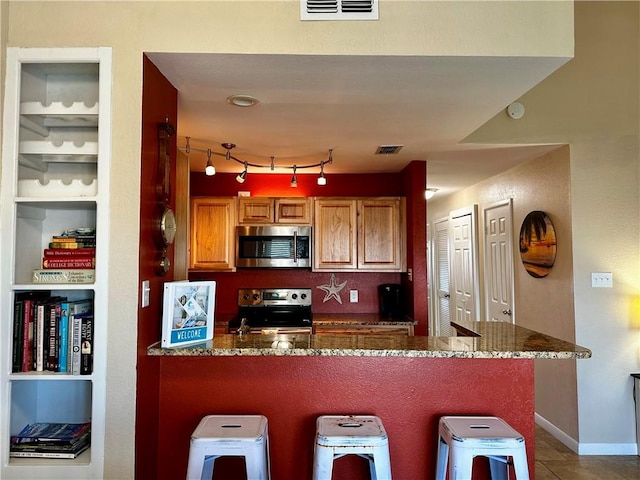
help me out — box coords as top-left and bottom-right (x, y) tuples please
(147, 322), (590, 480)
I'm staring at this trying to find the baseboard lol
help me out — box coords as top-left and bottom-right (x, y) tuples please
(535, 412), (638, 455)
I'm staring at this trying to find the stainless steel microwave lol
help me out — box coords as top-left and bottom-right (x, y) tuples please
(235, 225), (312, 268)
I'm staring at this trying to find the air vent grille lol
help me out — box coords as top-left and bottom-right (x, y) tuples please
(301, 0), (378, 21)
(375, 145), (404, 155)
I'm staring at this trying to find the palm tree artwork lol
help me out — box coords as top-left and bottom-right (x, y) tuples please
(519, 211), (557, 278)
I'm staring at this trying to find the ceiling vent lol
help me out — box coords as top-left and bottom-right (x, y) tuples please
(375, 145), (403, 155)
(301, 0), (378, 21)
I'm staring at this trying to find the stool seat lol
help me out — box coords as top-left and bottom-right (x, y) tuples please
(186, 415), (270, 480)
(313, 415), (392, 480)
(436, 416), (530, 480)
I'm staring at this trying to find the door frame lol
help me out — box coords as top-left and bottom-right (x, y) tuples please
(449, 205), (480, 322)
(483, 199), (516, 323)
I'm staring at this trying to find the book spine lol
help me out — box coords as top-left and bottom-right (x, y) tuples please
(50, 237), (77, 243)
(22, 300), (33, 372)
(12, 300), (23, 373)
(32, 269), (95, 284)
(10, 450), (78, 459)
(48, 303), (63, 371)
(43, 248), (96, 257)
(42, 258), (95, 269)
(80, 317), (93, 375)
(59, 304), (69, 373)
(48, 242), (81, 248)
(71, 315), (83, 375)
(35, 304), (45, 372)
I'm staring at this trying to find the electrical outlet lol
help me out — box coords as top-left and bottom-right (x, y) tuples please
(349, 290), (358, 303)
(141, 280), (150, 307)
(591, 272), (613, 288)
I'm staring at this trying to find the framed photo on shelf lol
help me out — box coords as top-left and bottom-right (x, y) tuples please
(161, 280), (216, 348)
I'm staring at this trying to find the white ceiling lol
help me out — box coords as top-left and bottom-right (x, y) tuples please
(147, 52), (566, 198)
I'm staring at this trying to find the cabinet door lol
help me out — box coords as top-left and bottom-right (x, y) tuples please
(358, 198), (406, 271)
(275, 198), (311, 224)
(190, 197), (236, 270)
(313, 199), (357, 270)
(238, 197), (274, 224)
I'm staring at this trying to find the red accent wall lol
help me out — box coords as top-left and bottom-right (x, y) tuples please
(156, 357), (535, 480)
(402, 161), (428, 334)
(136, 55), (178, 479)
(189, 170), (427, 322)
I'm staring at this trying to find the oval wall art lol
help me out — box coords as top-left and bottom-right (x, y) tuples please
(519, 211), (557, 278)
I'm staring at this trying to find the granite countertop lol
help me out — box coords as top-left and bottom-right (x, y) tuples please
(312, 313), (416, 326)
(148, 320), (592, 359)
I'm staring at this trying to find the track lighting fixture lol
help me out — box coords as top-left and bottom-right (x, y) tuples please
(180, 138), (334, 187)
(205, 149), (215, 176)
(236, 162), (248, 184)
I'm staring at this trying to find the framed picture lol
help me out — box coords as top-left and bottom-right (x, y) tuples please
(161, 280), (216, 348)
(519, 211), (557, 278)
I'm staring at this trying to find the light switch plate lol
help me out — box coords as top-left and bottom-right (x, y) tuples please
(142, 280), (150, 307)
(591, 272), (613, 288)
(349, 290), (358, 303)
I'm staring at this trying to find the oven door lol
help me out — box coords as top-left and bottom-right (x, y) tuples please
(229, 326), (313, 335)
(236, 225), (311, 268)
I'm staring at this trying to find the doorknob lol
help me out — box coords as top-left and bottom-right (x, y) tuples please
(502, 309), (512, 316)
(444, 293), (450, 298)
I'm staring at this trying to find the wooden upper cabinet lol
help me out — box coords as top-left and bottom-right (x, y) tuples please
(313, 199), (358, 270)
(190, 197), (236, 271)
(238, 197), (311, 224)
(313, 197), (406, 272)
(275, 198), (312, 224)
(237, 197), (274, 224)
(358, 198), (406, 271)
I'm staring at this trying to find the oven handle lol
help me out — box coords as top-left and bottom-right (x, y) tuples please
(293, 231), (297, 264)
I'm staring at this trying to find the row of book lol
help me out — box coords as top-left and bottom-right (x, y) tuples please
(33, 228), (97, 284)
(10, 422), (90, 459)
(41, 228), (96, 270)
(12, 292), (94, 375)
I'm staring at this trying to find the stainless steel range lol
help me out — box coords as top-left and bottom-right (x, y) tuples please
(228, 288), (313, 335)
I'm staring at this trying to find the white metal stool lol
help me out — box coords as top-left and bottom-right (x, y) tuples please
(312, 415), (392, 480)
(186, 414), (270, 480)
(435, 416), (530, 480)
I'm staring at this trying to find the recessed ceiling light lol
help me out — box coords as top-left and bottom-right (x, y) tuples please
(226, 94), (259, 107)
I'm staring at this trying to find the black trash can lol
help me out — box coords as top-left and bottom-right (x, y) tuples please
(378, 284), (405, 318)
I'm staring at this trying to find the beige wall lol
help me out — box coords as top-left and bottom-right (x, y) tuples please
(432, 1), (640, 452)
(428, 146), (579, 438)
(0, 1), (578, 477)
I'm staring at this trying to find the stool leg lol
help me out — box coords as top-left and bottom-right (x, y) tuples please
(245, 447), (268, 480)
(435, 437), (449, 480)
(185, 446), (206, 480)
(511, 446), (531, 480)
(371, 446), (392, 480)
(449, 446), (473, 480)
(488, 456), (508, 480)
(312, 445), (335, 480)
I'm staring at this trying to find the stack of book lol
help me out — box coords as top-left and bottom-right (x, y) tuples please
(34, 228), (96, 284)
(10, 422), (91, 459)
(12, 294), (94, 375)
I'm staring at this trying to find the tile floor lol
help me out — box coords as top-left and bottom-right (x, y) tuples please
(535, 425), (640, 479)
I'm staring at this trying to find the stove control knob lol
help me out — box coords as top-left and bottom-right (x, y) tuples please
(291, 293), (298, 300)
(243, 293), (250, 301)
(300, 293), (307, 300)
(253, 293), (260, 301)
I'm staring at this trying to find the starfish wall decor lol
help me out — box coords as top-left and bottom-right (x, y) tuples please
(316, 273), (348, 304)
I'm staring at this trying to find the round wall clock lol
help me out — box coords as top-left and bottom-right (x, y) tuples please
(154, 204), (177, 249)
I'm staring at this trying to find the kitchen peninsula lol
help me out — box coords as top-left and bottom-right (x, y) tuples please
(148, 322), (589, 480)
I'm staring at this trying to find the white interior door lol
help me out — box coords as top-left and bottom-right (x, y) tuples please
(449, 206), (479, 322)
(433, 217), (451, 336)
(484, 199), (515, 322)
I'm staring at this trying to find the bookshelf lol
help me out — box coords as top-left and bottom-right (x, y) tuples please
(0, 48), (111, 479)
